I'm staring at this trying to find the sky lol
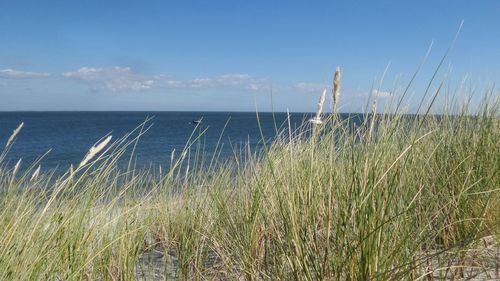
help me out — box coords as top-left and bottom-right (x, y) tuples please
(0, 0), (499, 112)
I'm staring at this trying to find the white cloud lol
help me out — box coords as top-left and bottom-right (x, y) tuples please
(0, 69), (50, 79)
(185, 77), (213, 88)
(1, 65), (329, 97)
(162, 73), (267, 91)
(216, 74), (253, 86)
(293, 82), (326, 93)
(371, 89), (392, 98)
(246, 83), (269, 91)
(62, 67), (271, 93)
(63, 67), (155, 92)
(185, 74), (257, 88)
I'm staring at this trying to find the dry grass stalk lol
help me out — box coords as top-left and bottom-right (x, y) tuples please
(0, 82), (497, 280)
(332, 67), (341, 114)
(6, 122), (24, 147)
(368, 101), (377, 139)
(78, 135), (112, 169)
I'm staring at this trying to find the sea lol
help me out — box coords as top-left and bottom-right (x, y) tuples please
(0, 111), (334, 174)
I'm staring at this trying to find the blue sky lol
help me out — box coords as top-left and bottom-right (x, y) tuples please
(0, 1), (499, 112)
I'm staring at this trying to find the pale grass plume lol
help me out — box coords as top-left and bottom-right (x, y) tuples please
(309, 88), (327, 124)
(332, 67), (341, 114)
(6, 122), (24, 147)
(10, 158), (22, 185)
(78, 135), (112, 169)
(170, 149), (176, 167)
(30, 165), (41, 182)
(12, 158), (22, 177)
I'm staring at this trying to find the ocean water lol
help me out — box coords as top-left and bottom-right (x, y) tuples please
(0, 111), (327, 173)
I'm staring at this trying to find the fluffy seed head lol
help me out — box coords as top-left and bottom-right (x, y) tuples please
(6, 122), (24, 147)
(332, 67), (341, 113)
(310, 88), (327, 125)
(78, 135), (112, 169)
(31, 165), (41, 182)
(316, 88), (327, 119)
(13, 158), (22, 177)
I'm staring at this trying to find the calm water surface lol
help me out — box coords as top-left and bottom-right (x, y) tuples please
(1, 111), (328, 173)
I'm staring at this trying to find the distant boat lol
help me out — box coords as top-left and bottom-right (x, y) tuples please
(192, 117), (203, 125)
(308, 116), (323, 125)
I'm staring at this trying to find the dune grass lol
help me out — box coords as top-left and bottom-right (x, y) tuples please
(0, 88), (499, 280)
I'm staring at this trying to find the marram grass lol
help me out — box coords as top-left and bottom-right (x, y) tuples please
(0, 96), (499, 280)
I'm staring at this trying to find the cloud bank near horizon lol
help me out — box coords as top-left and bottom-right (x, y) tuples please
(1, 66), (327, 95)
(63, 67), (155, 92)
(0, 69), (51, 79)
